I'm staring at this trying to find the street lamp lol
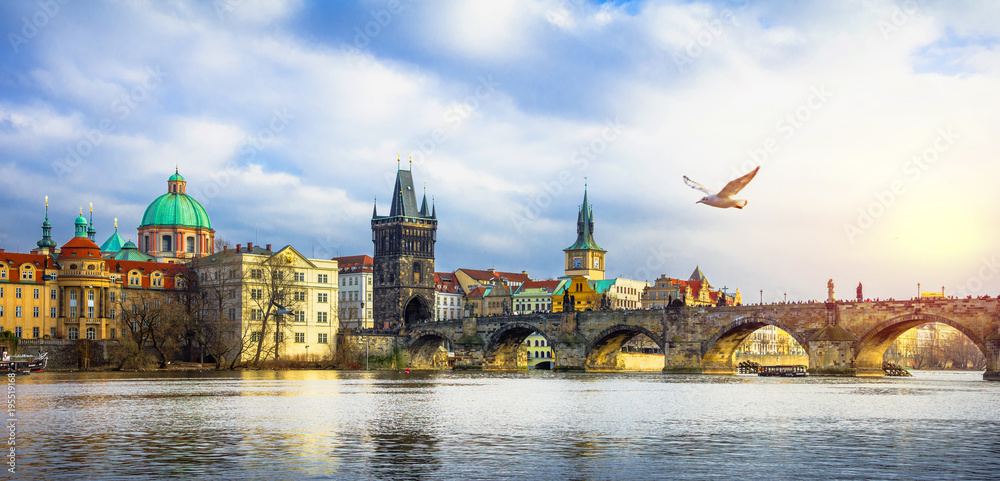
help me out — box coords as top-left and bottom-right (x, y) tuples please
(760, 290), (763, 305)
(784, 292), (787, 304)
(305, 345), (309, 362)
(273, 302), (293, 361)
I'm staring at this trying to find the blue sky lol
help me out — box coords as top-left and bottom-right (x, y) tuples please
(2, 0), (1000, 302)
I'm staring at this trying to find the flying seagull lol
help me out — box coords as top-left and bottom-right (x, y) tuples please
(684, 166), (760, 209)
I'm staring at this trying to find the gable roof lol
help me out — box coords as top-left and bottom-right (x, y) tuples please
(514, 280), (563, 295)
(457, 268), (530, 285)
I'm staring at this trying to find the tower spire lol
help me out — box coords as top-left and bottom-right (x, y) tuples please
(36, 196), (56, 250)
(372, 196), (378, 219)
(87, 202), (96, 241)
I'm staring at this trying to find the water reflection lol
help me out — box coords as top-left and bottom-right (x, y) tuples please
(14, 370), (1000, 480)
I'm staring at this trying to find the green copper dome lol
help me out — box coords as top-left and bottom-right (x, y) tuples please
(139, 192), (213, 229)
(169, 172), (185, 182)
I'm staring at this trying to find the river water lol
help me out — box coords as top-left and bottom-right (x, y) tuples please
(13, 370), (1000, 480)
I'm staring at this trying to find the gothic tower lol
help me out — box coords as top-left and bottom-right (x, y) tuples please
(372, 163), (437, 329)
(564, 185), (605, 280)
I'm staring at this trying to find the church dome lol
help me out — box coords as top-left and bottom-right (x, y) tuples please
(138, 171), (213, 230)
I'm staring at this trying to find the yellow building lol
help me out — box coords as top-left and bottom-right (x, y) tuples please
(522, 333), (553, 369)
(193, 243), (339, 362)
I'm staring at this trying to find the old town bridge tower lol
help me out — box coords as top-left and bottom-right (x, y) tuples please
(371, 164), (437, 329)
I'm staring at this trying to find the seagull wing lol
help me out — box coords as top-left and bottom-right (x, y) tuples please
(718, 166), (759, 197)
(683, 176), (715, 195)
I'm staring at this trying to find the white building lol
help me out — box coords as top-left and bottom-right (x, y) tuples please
(333, 255), (373, 329)
(434, 272), (464, 321)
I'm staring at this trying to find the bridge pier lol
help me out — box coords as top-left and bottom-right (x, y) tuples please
(985, 336), (1000, 381)
(662, 341), (703, 374)
(553, 336), (587, 372)
(807, 325), (859, 376)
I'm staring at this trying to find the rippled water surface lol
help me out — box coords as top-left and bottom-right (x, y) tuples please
(15, 370), (1000, 480)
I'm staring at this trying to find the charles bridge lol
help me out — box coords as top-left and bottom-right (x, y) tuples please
(349, 297), (1000, 380)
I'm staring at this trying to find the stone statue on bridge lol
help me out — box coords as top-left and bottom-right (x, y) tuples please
(857, 282), (863, 302)
(827, 279), (835, 302)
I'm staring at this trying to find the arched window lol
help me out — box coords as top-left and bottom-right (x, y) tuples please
(86, 327), (96, 340)
(186, 236), (195, 253)
(413, 262), (421, 283)
(161, 235), (172, 252)
(68, 327), (79, 340)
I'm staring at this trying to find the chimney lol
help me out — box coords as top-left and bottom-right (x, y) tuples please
(247, 242), (253, 251)
(222, 246), (227, 251)
(236, 245), (242, 253)
(266, 244), (271, 251)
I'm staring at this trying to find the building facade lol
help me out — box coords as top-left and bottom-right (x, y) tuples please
(434, 272), (464, 321)
(193, 243), (339, 362)
(513, 280), (565, 314)
(371, 167), (437, 329)
(333, 255), (373, 329)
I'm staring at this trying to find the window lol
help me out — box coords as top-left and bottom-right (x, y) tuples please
(294, 291), (306, 301)
(14, 327), (21, 338)
(51, 289), (57, 300)
(110, 328), (116, 339)
(15, 307), (21, 318)
(32, 327), (39, 338)
(317, 292), (328, 303)
(33, 307), (39, 318)
(33, 288), (39, 299)
(318, 333), (328, 344)
(317, 274), (328, 283)
(161, 235), (173, 252)
(274, 332), (283, 343)
(251, 331), (260, 342)
(0, 269), (4, 279)
(50, 307), (56, 318)
(68, 327), (79, 340)
(109, 292), (115, 302)
(49, 327), (56, 338)
(86, 327), (96, 340)
(294, 332), (305, 343)
(120, 292), (127, 303)
(229, 308), (236, 320)
(110, 309), (116, 320)
(15, 288), (22, 299)
(317, 312), (328, 323)
(130, 275), (140, 286)
(295, 311), (305, 323)
(250, 269), (263, 279)
(251, 289), (262, 300)
(186, 236), (195, 253)
(0, 287), (3, 298)
(21, 269), (33, 280)
(294, 272), (305, 282)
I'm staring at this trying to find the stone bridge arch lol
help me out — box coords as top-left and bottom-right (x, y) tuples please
(701, 315), (810, 374)
(586, 324), (664, 372)
(853, 313), (989, 373)
(484, 321), (552, 370)
(408, 331), (454, 370)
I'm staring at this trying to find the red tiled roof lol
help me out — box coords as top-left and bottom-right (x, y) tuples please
(59, 236), (103, 259)
(333, 255), (373, 273)
(458, 268), (530, 284)
(465, 286), (488, 299)
(0, 252), (52, 283)
(434, 272), (462, 293)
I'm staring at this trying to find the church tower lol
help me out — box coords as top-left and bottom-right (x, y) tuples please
(371, 160), (437, 329)
(564, 185), (605, 280)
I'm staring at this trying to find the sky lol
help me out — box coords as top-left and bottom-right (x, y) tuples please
(2, 0), (1000, 303)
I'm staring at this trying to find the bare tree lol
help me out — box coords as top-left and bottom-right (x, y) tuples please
(116, 289), (185, 368)
(187, 240), (249, 369)
(244, 252), (302, 368)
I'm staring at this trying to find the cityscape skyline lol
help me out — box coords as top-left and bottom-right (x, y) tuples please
(2, 1), (1000, 302)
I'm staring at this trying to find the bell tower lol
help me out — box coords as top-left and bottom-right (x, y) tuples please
(564, 184), (605, 280)
(371, 159), (437, 329)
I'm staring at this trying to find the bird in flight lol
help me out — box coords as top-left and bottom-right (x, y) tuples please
(684, 166), (760, 209)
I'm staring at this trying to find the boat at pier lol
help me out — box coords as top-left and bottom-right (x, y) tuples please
(758, 365), (807, 377)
